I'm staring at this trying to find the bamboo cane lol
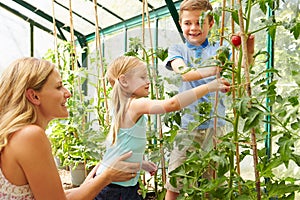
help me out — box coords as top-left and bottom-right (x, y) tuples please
(68, 0), (88, 176)
(230, 0), (242, 194)
(237, 0), (261, 199)
(144, 0), (167, 184)
(68, 0), (76, 71)
(211, 0), (226, 180)
(93, 0), (109, 125)
(51, 0), (59, 66)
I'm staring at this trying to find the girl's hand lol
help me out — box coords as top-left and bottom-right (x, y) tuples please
(141, 160), (157, 176)
(207, 78), (230, 93)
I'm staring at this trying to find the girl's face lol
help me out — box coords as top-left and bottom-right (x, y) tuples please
(36, 69), (71, 121)
(126, 64), (150, 98)
(180, 10), (214, 46)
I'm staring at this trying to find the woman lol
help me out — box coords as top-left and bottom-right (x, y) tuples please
(0, 57), (140, 200)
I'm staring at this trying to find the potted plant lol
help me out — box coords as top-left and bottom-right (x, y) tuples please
(45, 42), (107, 186)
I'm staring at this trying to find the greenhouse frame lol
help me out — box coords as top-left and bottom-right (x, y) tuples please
(0, 0), (299, 199)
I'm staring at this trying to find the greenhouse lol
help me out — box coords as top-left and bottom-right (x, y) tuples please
(0, 0), (299, 199)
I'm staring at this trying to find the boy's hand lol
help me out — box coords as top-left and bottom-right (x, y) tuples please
(247, 34), (255, 54)
(207, 78), (230, 93)
(197, 66), (222, 78)
(141, 160), (157, 176)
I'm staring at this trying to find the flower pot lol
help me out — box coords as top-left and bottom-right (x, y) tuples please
(70, 162), (86, 186)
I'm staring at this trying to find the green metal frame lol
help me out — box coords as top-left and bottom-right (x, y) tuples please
(0, 1), (64, 40)
(165, 0), (184, 42)
(1, 0), (184, 70)
(85, 1), (182, 42)
(264, 3), (275, 188)
(55, 0), (95, 27)
(11, 0), (86, 47)
(1, 0), (183, 45)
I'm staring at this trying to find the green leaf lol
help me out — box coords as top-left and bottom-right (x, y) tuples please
(277, 134), (293, 167)
(216, 46), (230, 64)
(231, 9), (239, 25)
(237, 98), (250, 118)
(243, 107), (263, 132)
(291, 153), (300, 167)
(258, 0), (267, 14)
(267, 181), (299, 197)
(268, 25), (276, 41)
(290, 21), (300, 40)
(288, 96), (299, 106)
(155, 47), (168, 61)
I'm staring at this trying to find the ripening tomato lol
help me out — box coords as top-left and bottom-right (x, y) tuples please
(231, 35), (241, 46)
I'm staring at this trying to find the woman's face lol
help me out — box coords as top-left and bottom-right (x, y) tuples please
(36, 69), (71, 121)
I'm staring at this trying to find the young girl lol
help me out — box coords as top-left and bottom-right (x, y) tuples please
(94, 55), (230, 200)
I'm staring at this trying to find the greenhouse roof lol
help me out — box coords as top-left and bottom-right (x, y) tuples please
(0, 0), (182, 44)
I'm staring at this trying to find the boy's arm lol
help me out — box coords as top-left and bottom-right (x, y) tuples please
(170, 58), (219, 82)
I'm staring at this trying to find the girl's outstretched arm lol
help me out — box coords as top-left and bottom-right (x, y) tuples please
(132, 78), (230, 115)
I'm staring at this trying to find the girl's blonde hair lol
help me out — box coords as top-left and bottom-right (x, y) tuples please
(0, 57), (55, 152)
(106, 55), (144, 145)
(179, 0), (213, 22)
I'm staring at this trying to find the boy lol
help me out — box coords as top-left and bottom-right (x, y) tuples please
(164, 0), (255, 199)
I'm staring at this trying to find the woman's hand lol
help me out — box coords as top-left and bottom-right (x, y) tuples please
(67, 152), (140, 200)
(83, 151), (140, 185)
(105, 151), (141, 182)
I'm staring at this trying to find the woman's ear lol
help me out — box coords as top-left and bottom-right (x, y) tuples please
(118, 74), (128, 88)
(25, 89), (40, 105)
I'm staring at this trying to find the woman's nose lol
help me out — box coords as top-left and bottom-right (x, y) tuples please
(64, 88), (72, 98)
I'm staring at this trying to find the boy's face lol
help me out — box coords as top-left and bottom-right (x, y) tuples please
(180, 10), (214, 46)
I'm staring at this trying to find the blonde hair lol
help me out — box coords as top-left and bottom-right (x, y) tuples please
(179, 0), (213, 22)
(106, 56), (144, 145)
(0, 57), (55, 152)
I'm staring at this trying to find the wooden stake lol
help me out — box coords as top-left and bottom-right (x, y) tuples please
(237, 0), (261, 199)
(93, 0), (109, 125)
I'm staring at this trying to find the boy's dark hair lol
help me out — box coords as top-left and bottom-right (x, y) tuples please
(179, 0), (213, 22)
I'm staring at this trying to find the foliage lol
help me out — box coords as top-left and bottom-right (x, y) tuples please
(164, 0), (300, 199)
(43, 0), (299, 198)
(125, 37), (170, 199)
(44, 42), (107, 171)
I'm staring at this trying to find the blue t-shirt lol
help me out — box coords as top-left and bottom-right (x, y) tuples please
(166, 39), (227, 129)
(96, 115), (147, 186)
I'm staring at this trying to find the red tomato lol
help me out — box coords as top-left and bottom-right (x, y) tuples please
(231, 35), (241, 46)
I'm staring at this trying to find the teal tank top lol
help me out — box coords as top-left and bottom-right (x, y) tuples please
(96, 115), (147, 186)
